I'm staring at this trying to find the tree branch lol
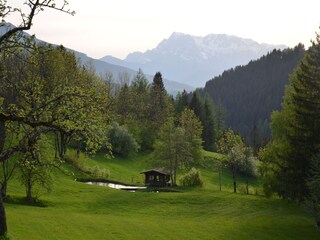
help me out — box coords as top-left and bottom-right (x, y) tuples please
(0, 0), (74, 45)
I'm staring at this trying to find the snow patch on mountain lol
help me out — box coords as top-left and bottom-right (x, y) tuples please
(101, 32), (287, 87)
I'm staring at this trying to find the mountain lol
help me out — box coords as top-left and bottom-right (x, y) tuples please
(0, 23), (194, 95)
(200, 44), (305, 142)
(100, 32), (287, 87)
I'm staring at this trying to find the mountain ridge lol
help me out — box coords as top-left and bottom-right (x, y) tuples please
(0, 23), (194, 95)
(101, 32), (287, 87)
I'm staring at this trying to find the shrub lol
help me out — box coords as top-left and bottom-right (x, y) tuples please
(238, 184), (249, 194)
(179, 168), (203, 187)
(90, 165), (110, 179)
(100, 168), (110, 179)
(91, 166), (100, 178)
(65, 150), (90, 174)
(108, 122), (140, 157)
(0, 233), (10, 240)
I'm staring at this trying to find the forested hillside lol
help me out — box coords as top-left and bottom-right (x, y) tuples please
(201, 44), (305, 142)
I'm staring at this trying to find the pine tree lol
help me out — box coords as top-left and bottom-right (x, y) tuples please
(261, 31), (320, 200)
(148, 72), (172, 147)
(149, 72), (167, 125)
(189, 90), (204, 121)
(202, 94), (217, 151)
(128, 69), (150, 149)
(115, 83), (131, 125)
(306, 153), (320, 228)
(174, 89), (189, 115)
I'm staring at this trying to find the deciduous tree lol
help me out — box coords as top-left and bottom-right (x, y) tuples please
(154, 110), (203, 186)
(0, 1), (75, 236)
(217, 129), (245, 193)
(179, 108), (203, 166)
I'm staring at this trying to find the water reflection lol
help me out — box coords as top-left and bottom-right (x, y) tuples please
(85, 181), (146, 191)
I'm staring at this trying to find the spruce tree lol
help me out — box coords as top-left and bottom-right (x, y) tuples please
(189, 90), (204, 122)
(262, 32), (320, 200)
(306, 153), (320, 228)
(129, 69), (150, 149)
(174, 89), (189, 116)
(115, 83), (131, 125)
(148, 72), (172, 147)
(202, 94), (217, 151)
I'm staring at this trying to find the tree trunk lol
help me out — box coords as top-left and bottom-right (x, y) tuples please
(218, 167), (222, 191)
(170, 160), (174, 186)
(1, 182), (7, 199)
(173, 155), (178, 186)
(232, 167), (237, 193)
(246, 178), (249, 195)
(59, 133), (65, 159)
(26, 172), (33, 204)
(0, 121), (8, 236)
(1, 159), (9, 198)
(55, 132), (67, 160)
(1, 158), (17, 199)
(1, 161), (6, 198)
(62, 134), (67, 156)
(0, 190), (7, 237)
(77, 141), (81, 158)
(0, 121), (5, 154)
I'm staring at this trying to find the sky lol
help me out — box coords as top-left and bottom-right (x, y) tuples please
(6, 0), (320, 59)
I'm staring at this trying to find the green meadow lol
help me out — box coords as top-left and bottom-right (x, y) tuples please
(5, 151), (320, 240)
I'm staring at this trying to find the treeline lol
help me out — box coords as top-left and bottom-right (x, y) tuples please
(110, 70), (225, 153)
(201, 44), (305, 144)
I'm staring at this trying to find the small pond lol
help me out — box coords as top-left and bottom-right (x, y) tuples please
(85, 181), (146, 192)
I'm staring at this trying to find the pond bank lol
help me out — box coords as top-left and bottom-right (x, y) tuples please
(76, 178), (146, 191)
(85, 181), (147, 191)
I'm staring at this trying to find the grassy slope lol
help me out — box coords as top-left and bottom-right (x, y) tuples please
(5, 151), (320, 240)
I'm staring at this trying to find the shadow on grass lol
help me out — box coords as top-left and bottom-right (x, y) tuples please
(4, 195), (49, 208)
(143, 186), (182, 193)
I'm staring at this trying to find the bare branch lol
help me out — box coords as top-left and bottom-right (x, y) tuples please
(0, 0), (74, 45)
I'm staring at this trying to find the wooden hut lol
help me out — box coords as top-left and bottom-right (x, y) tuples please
(140, 168), (170, 187)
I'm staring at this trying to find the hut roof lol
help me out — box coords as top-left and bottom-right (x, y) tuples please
(140, 167), (170, 176)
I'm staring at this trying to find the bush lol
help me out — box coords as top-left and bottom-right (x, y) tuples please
(0, 233), (10, 240)
(65, 150), (90, 174)
(91, 165), (100, 178)
(108, 122), (140, 156)
(100, 168), (110, 179)
(179, 168), (203, 187)
(238, 184), (249, 194)
(90, 165), (110, 179)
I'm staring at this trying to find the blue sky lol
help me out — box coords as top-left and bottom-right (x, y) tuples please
(7, 0), (320, 59)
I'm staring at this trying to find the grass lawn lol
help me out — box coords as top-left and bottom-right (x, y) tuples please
(4, 151), (320, 239)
